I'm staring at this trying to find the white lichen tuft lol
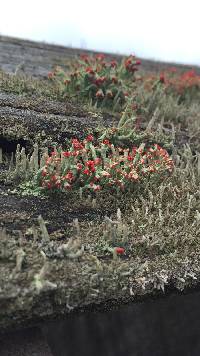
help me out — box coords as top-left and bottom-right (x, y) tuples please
(57, 241), (84, 259)
(0, 148), (3, 164)
(15, 248), (26, 272)
(38, 215), (50, 243)
(33, 261), (57, 293)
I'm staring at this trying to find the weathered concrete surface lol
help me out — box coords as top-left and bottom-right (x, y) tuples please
(0, 35), (120, 77)
(0, 92), (116, 149)
(0, 327), (52, 356)
(0, 35), (87, 77)
(43, 288), (200, 356)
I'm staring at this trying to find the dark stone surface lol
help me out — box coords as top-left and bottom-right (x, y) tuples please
(0, 327), (52, 356)
(42, 289), (200, 356)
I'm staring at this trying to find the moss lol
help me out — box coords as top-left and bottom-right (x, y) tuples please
(0, 70), (64, 100)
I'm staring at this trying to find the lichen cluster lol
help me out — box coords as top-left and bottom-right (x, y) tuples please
(0, 53), (200, 330)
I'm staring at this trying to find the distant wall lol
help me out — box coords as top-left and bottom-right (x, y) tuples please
(0, 35), (199, 78)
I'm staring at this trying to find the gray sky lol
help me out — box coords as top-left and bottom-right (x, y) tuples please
(1, 0), (200, 65)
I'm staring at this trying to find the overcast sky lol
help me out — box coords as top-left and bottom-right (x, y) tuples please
(0, 0), (199, 65)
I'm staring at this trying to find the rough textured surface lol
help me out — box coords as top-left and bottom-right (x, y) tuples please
(0, 327), (52, 355)
(43, 288), (200, 356)
(0, 91), (116, 149)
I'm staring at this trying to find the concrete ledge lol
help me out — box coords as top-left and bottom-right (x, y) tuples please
(0, 327), (52, 356)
